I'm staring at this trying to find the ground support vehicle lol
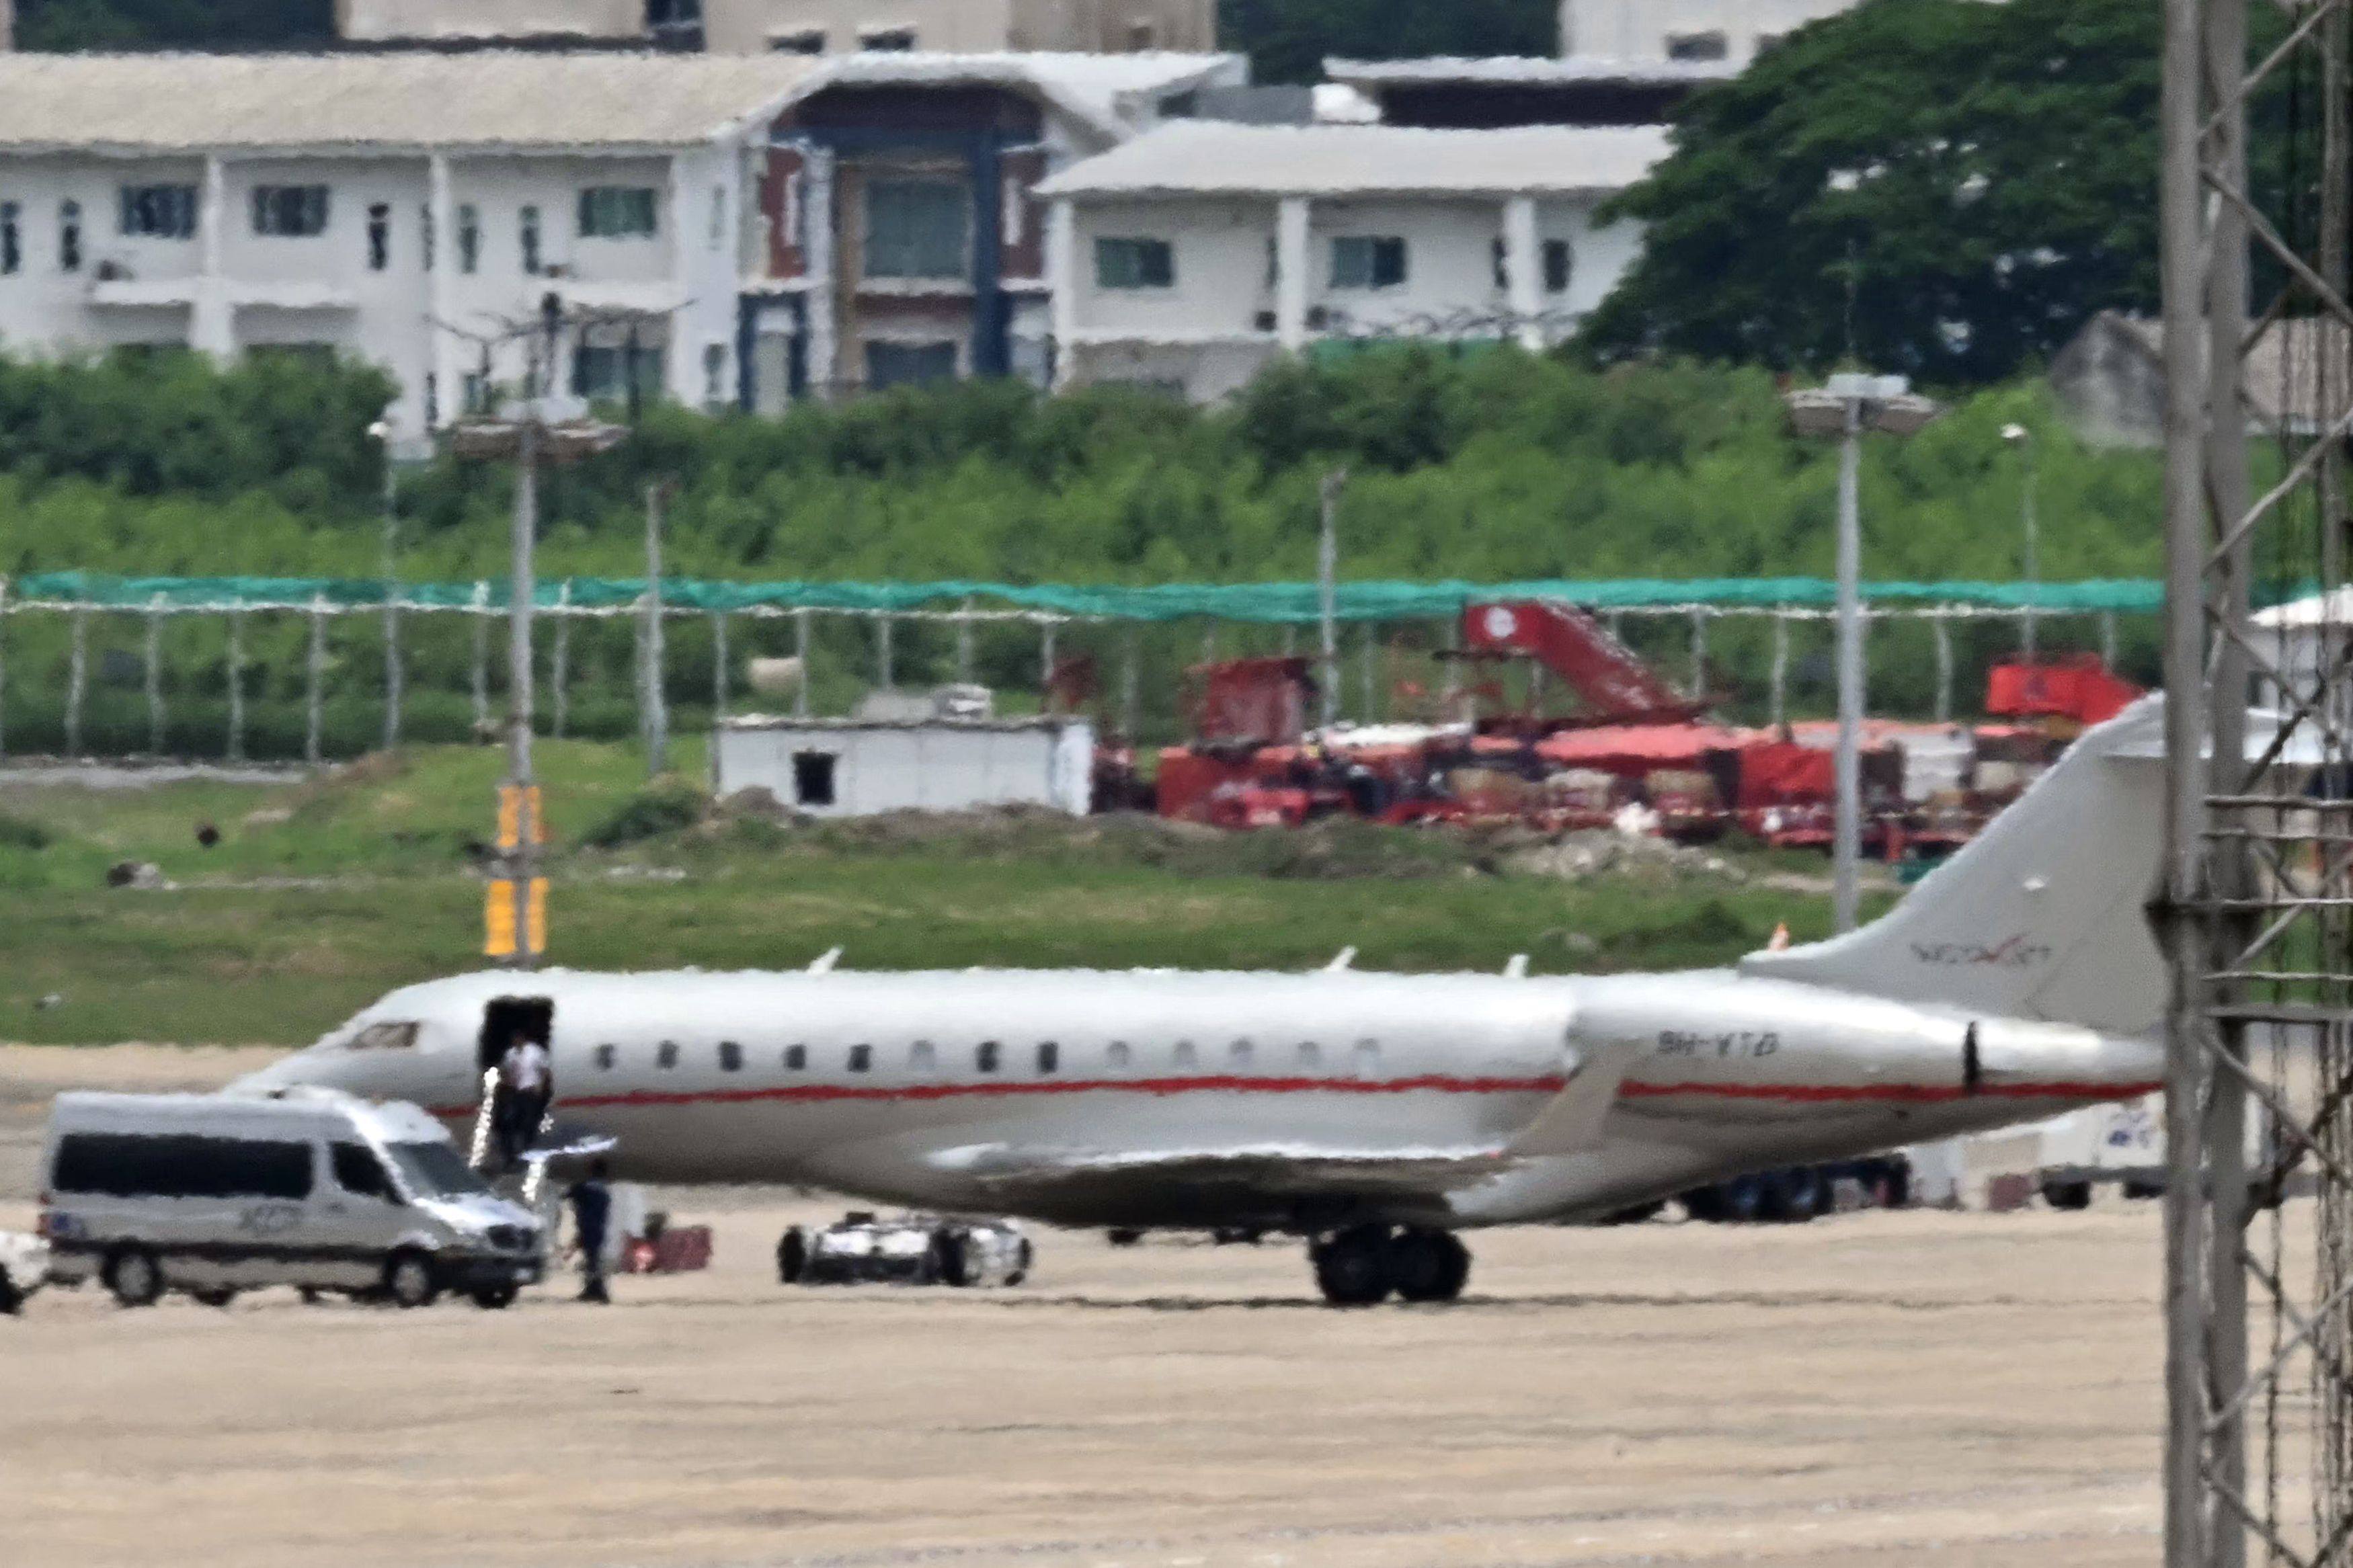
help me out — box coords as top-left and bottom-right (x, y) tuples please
(776, 1212), (1031, 1288)
(40, 1089), (543, 1310)
(1679, 1157), (1913, 1224)
(0, 1231), (50, 1313)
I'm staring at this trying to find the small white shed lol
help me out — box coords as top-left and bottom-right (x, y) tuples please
(713, 715), (1095, 817)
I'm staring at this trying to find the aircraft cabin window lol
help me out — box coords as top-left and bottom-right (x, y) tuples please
(1036, 1041), (1059, 1074)
(1352, 1038), (1381, 1079)
(1173, 1040), (1197, 1069)
(350, 1021), (419, 1050)
(910, 1040), (936, 1074)
(976, 1040), (1001, 1073)
(657, 1040), (680, 1069)
(593, 1043), (616, 1071)
(1106, 1040), (1131, 1072)
(718, 1040), (743, 1072)
(1298, 1041), (1322, 1069)
(1230, 1039), (1254, 1069)
(785, 1044), (807, 1071)
(848, 1044), (873, 1073)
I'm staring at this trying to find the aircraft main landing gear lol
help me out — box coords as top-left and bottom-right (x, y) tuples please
(1310, 1225), (1470, 1307)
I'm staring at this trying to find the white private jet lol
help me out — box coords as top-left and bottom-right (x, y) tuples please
(240, 698), (2182, 1304)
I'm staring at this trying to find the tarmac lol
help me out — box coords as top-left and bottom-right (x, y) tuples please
(0, 1046), (2173, 1568)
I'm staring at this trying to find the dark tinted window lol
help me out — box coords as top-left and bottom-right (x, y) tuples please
(657, 1040), (679, 1069)
(594, 1043), (617, 1071)
(785, 1044), (807, 1070)
(719, 1040), (743, 1072)
(848, 1044), (873, 1073)
(331, 1141), (395, 1201)
(54, 1132), (313, 1200)
(976, 1040), (1001, 1073)
(1037, 1041), (1060, 1074)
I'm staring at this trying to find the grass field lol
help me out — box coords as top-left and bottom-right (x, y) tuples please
(0, 743), (1876, 1046)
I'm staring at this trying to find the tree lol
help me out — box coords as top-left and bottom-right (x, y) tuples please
(1580, 0), (2203, 384)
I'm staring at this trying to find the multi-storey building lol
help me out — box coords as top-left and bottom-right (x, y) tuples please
(1035, 121), (1667, 402)
(1559, 0), (1860, 66)
(336, 0), (1219, 56)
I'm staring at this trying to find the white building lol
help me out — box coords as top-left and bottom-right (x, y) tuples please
(337, 0), (1218, 55)
(0, 52), (821, 441)
(714, 714), (1096, 816)
(1559, 0), (1861, 65)
(1035, 121), (1667, 402)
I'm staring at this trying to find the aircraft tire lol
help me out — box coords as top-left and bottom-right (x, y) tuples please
(1390, 1229), (1470, 1303)
(2042, 1180), (2094, 1211)
(469, 1285), (518, 1310)
(932, 1229), (974, 1288)
(191, 1287), (238, 1309)
(777, 1227), (809, 1284)
(1763, 1167), (1824, 1225)
(106, 1246), (163, 1308)
(1718, 1176), (1768, 1225)
(1312, 1226), (1394, 1307)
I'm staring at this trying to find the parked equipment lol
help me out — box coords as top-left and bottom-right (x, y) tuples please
(40, 1090), (544, 1309)
(0, 1231), (50, 1314)
(776, 1212), (1032, 1288)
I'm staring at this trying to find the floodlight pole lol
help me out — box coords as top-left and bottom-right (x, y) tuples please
(1318, 468), (1345, 730)
(1832, 396), (1864, 934)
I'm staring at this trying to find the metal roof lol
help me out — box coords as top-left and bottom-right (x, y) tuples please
(791, 51), (1246, 145)
(0, 51), (821, 154)
(1035, 120), (1672, 199)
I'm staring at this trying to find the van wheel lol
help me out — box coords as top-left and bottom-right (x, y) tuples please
(0, 1273), (23, 1315)
(469, 1284), (517, 1310)
(106, 1247), (163, 1308)
(191, 1287), (237, 1309)
(383, 1249), (440, 1309)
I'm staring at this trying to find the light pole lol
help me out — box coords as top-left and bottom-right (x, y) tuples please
(1785, 372), (1940, 933)
(2002, 423), (2039, 663)
(1318, 468), (1346, 730)
(369, 418), (403, 752)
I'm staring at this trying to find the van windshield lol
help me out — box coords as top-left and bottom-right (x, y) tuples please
(386, 1141), (495, 1200)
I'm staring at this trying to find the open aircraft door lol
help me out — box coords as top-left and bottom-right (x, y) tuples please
(470, 996), (555, 1172)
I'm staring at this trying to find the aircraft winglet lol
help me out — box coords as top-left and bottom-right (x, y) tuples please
(1503, 954), (1529, 979)
(1324, 946), (1357, 973)
(808, 946), (843, 974)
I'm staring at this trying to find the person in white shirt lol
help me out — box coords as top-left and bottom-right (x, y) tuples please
(498, 1037), (552, 1167)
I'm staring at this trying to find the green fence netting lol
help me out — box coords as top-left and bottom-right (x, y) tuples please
(0, 574), (2167, 621)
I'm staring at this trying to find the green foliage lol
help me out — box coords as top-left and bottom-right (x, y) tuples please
(1216, 0), (1554, 85)
(1582, 0), (2297, 384)
(585, 774), (709, 848)
(0, 813), (52, 851)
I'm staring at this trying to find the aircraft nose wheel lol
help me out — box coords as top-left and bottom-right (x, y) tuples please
(1310, 1226), (1471, 1306)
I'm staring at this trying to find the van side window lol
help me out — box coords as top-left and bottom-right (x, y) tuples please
(785, 1044), (807, 1070)
(718, 1040), (743, 1072)
(593, 1043), (616, 1071)
(848, 1044), (873, 1073)
(331, 1141), (395, 1201)
(53, 1132), (311, 1200)
(657, 1040), (680, 1069)
(1036, 1041), (1059, 1074)
(976, 1040), (1001, 1073)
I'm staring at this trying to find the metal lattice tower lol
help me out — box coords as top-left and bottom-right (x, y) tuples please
(2162, 0), (2353, 1563)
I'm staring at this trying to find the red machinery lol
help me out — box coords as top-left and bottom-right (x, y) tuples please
(1457, 601), (1704, 724)
(1984, 653), (2143, 729)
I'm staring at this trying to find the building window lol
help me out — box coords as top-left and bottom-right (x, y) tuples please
(457, 204), (480, 274)
(520, 205), (542, 274)
(785, 1044), (807, 1070)
(578, 187), (659, 240)
(1094, 237), (1174, 290)
(646, 0), (702, 27)
(792, 750), (837, 805)
(1667, 30), (1728, 60)
(366, 204), (391, 272)
(58, 200), (81, 272)
(866, 339), (957, 390)
(1, 203), (17, 274)
(783, 168), (805, 247)
(118, 184), (197, 240)
(420, 203), (434, 271)
(1126, 21), (1157, 50)
(847, 1044), (872, 1073)
(976, 1040), (1001, 1073)
(1330, 235), (1406, 290)
(863, 179), (967, 280)
(572, 343), (664, 405)
(1491, 236), (1507, 290)
(859, 26), (916, 50)
(251, 185), (329, 237)
(1544, 238), (1572, 295)
(709, 184), (727, 251)
(462, 370), (491, 415)
(772, 28), (826, 52)
(424, 374), (439, 427)
(1001, 174), (1027, 248)
(703, 342), (727, 409)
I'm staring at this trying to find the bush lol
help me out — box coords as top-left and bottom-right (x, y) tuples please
(0, 813), (52, 850)
(582, 774), (706, 849)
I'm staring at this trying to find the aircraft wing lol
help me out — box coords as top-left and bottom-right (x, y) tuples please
(929, 1142), (1517, 1202)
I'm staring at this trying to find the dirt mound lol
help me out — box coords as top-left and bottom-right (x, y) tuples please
(1498, 830), (1748, 885)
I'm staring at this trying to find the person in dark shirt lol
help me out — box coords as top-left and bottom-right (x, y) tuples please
(567, 1158), (613, 1305)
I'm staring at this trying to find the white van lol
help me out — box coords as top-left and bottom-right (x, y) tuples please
(39, 1089), (543, 1310)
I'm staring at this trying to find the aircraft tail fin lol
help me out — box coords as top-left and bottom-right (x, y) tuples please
(1739, 696), (2169, 1035)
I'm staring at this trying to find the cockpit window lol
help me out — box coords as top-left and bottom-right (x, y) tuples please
(350, 1021), (420, 1050)
(386, 1141), (495, 1200)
